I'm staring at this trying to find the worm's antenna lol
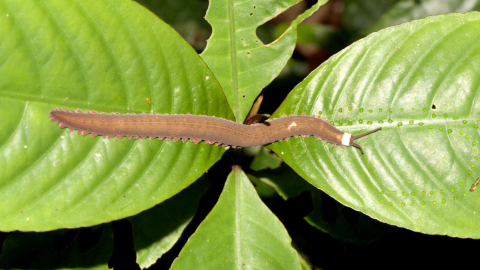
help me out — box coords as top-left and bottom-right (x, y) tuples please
(349, 127), (382, 154)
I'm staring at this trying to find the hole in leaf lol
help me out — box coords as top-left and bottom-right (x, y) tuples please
(432, 104), (436, 109)
(342, 206), (360, 225)
(256, 0), (307, 44)
(77, 227), (103, 254)
(321, 192), (338, 223)
(52, 229), (78, 253)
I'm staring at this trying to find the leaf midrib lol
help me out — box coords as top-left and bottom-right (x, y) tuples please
(234, 168), (243, 269)
(330, 117), (480, 131)
(228, 0), (239, 122)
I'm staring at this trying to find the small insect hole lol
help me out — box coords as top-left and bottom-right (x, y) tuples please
(249, 13), (253, 16)
(253, 5), (256, 9)
(243, 95), (246, 98)
(432, 104), (436, 109)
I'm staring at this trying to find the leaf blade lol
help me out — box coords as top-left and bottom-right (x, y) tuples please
(0, 0), (233, 231)
(268, 12), (480, 238)
(201, 0), (327, 122)
(171, 166), (301, 270)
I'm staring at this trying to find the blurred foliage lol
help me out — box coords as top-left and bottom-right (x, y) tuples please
(342, 0), (400, 32)
(135, 0), (211, 51)
(363, 0), (480, 35)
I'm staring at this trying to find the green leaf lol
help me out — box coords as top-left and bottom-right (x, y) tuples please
(249, 165), (314, 200)
(247, 174), (278, 198)
(201, 0), (327, 122)
(268, 12), (480, 238)
(0, 0), (233, 231)
(134, 0), (211, 50)
(171, 166), (301, 270)
(342, 0), (400, 32)
(251, 165), (394, 244)
(0, 225), (112, 269)
(364, 0), (480, 35)
(249, 147), (283, 171)
(128, 177), (211, 269)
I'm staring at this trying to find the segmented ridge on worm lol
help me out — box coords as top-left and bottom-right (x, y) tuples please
(49, 108), (370, 149)
(50, 108), (231, 144)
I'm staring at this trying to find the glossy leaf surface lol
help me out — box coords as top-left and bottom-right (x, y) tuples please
(201, 0), (327, 122)
(171, 166), (301, 270)
(0, 0), (233, 231)
(269, 12), (480, 237)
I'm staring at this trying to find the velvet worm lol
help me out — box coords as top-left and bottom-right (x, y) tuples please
(50, 108), (381, 153)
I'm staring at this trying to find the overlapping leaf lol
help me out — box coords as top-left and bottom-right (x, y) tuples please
(342, 0), (399, 32)
(249, 147), (283, 171)
(0, 0), (233, 231)
(268, 12), (480, 237)
(171, 167), (301, 270)
(201, 0), (327, 122)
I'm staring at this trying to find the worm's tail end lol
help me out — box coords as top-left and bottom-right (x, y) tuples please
(349, 127), (382, 154)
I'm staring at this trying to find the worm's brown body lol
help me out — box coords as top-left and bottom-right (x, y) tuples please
(49, 108), (381, 152)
